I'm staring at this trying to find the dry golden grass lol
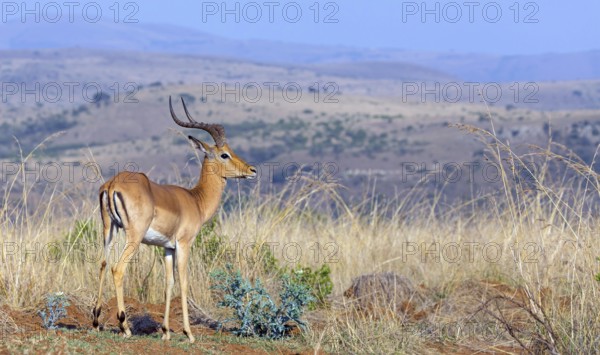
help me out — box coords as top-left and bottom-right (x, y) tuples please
(2, 122), (600, 354)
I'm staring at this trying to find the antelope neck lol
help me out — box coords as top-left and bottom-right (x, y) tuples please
(190, 158), (226, 221)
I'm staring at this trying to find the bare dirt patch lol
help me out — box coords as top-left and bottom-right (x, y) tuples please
(0, 297), (317, 354)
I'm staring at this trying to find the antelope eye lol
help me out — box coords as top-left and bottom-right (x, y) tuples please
(220, 153), (230, 160)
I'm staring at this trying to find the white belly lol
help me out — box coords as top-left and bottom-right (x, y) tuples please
(143, 228), (175, 249)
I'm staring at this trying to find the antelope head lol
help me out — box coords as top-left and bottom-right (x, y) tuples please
(169, 96), (257, 180)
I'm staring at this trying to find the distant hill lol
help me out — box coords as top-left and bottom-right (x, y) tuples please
(408, 51), (600, 82)
(1, 47), (599, 201)
(1, 49), (599, 113)
(306, 62), (457, 82)
(1, 20), (600, 82)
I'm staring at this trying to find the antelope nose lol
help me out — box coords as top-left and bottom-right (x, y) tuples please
(249, 167), (257, 174)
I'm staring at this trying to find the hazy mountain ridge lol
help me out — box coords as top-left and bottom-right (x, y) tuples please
(2, 49), (599, 116)
(1, 20), (600, 82)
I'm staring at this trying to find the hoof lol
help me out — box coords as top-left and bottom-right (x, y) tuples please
(183, 329), (195, 343)
(183, 329), (196, 343)
(161, 325), (170, 340)
(186, 333), (195, 343)
(122, 328), (132, 338)
(92, 307), (101, 329)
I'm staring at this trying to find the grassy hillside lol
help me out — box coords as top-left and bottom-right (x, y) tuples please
(2, 48), (600, 353)
(1, 123), (600, 353)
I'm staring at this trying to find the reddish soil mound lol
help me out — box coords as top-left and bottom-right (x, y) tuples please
(343, 272), (427, 320)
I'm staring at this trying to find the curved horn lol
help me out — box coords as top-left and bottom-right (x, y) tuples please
(169, 96), (226, 147)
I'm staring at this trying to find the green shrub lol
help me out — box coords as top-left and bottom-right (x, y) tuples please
(192, 218), (225, 265)
(53, 219), (99, 263)
(210, 265), (314, 339)
(252, 247), (332, 310)
(258, 244), (280, 275)
(64, 219), (97, 245)
(286, 264), (333, 310)
(249, 242), (333, 310)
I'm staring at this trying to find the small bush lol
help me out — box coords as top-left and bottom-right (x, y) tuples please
(264, 250), (282, 276)
(38, 292), (69, 329)
(65, 219), (97, 245)
(92, 92), (111, 107)
(288, 265), (333, 310)
(56, 219), (98, 263)
(210, 265), (314, 339)
(193, 218), (227, 265)
(256, 247), (332, 309)
(256, 247), (333, 309)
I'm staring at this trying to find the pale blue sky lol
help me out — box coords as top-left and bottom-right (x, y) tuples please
(134, 0), (600, 54)
(4, 1), (599, 54)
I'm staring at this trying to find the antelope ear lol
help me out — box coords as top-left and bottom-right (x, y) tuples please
(188, 135), (213, 157)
